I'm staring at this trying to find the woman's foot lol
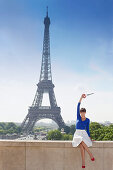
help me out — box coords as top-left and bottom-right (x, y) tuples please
(91, 157), (95, 161)
(82, 165), (85, 168)
(82, 163), (85, 168)
(90, 154), (95, 160)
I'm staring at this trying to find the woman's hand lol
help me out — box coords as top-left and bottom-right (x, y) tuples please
(79, 94), (86, 103)
(82, 94), (86, 98)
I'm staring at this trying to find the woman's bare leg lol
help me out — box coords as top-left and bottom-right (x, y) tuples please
(81, 141), (94, 159)
(79, 143), (85, 165)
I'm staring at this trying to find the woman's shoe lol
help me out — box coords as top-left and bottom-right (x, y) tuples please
(91, 157), (95, 161)
(82, 165), (85, 168)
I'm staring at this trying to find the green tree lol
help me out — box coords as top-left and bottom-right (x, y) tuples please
(89, 122), (102, 131)
(6, 122), (17, 130)
(63, 125), (70, 134)
(70, 125), (76, 135)
(0, 122), (22, 135)
(0, 129), (4, 134)
(62, 134), (73, 140)
(47, 130), (62, 140)
(0, 123), (6, 130)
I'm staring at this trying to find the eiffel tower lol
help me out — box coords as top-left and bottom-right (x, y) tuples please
(21, 7), (66, 134)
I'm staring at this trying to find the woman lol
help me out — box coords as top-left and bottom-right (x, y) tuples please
(72, 94), (95, 168)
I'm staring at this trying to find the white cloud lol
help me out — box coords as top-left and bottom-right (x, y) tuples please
(0, 62), (112, 124)
(53, 66), (113, 123)
(89, 59), (113, 81)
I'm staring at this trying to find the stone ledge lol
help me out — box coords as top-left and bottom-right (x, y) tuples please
(0, 140), (112, 148)
(0, 140), (112, 170)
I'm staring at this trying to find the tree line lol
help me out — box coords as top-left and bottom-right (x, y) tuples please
(0, 122), (113, 141)
(0, 122), (21, 134)
(47, 122), (113, 141)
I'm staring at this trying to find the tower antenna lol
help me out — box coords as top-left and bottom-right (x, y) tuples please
(46, 6), (48, 16)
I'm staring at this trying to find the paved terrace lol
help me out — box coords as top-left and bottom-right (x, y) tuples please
(0, 140), (112, 170)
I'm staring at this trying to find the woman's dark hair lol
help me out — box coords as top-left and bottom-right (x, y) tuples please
(80, 108), (86, 113)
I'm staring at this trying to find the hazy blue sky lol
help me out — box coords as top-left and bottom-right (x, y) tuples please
(0, 0), (113, 124)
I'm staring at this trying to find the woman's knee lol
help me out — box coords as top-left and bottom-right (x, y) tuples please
(80, 141), (84, 146)
(81, 141), (86, 147)
(79, 142), (83, 148)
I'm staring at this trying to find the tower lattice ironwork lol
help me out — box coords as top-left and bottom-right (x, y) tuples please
(21, 8), (66, 134)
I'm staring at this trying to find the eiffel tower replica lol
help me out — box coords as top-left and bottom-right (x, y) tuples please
(21, 8), (66, 134)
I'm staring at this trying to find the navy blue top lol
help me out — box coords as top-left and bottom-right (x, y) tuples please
(76, 102), (90, 137)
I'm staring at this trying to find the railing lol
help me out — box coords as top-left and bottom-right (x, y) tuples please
(38, 106), (51, 109)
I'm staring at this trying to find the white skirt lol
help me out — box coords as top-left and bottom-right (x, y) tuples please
(72, 129), (92, 147)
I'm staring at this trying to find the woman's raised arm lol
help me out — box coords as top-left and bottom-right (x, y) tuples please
(77, 94), (86, 120)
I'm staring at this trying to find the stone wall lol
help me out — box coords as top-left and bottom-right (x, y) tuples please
(0, 140), (112, 170)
